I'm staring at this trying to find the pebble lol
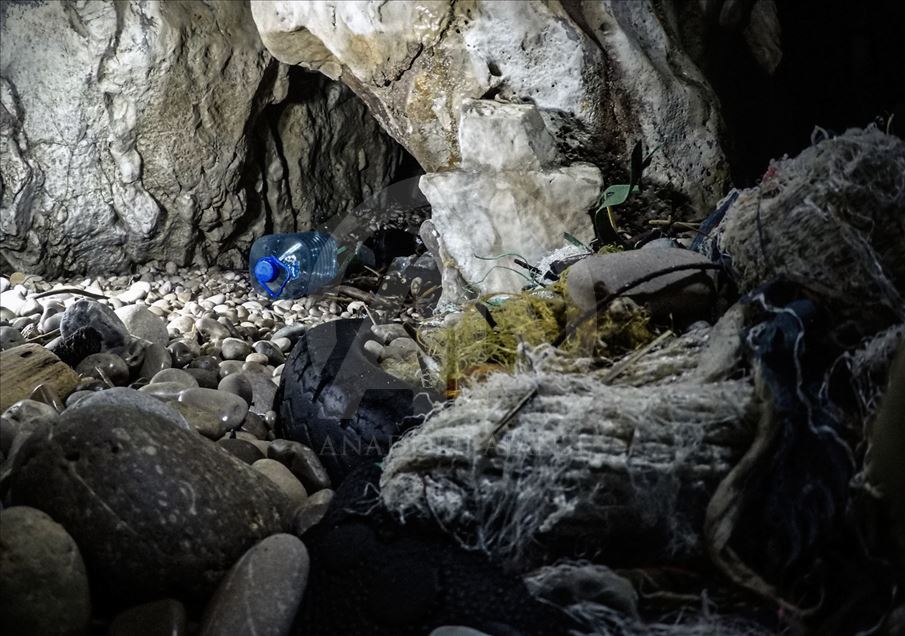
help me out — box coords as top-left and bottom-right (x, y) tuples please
(76, 352), (130, 386)
(177, 388), (248, 437)
(217, 373), (254, 405)
(363, 339), (384, 362)
(184, 367), (220, 389)
(268, 439), (332, 493)
(252, 458), (308, 508)
(138, 343), (172, 379)
(218, 437), (265, 465)
(0, 325), (26, 350)
(253, 340), (285, 365)
(109, 599), (188, 636)
(9, 402), (291, 604)
(68, 387), (192, 431)
(294, 488), (335, 535)
(196, 317), (230, 341)
(381, 336), (419, 360)
(188, 355), (221, 372)
(240, 411), (270, 440)
(150, 368), (199, 388)
(218, 360), (244, 378)
(371, 322), (409, 344)
(169, 314), (195, 334)
(199, 534), (309, 636)
(0, 288), (26, 314)
(271, 336), (292, 352)
(0, 399), (58, 455)
(220, 337), (251, 360)
(138, 381), (188, 402)
(116, 280), (151, 303)
(0, 506), (91, 636)
(244, 352), (269, 365)
(167, 340), (196, 368)
(60, 299), (128, 351)
(115, 304), (169, 347)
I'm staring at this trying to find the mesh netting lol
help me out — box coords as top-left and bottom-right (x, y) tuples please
(380, 329), (759, 568)
(714, 126), (905, 316)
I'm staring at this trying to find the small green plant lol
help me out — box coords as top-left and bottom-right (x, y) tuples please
(591, 141), (658, 246)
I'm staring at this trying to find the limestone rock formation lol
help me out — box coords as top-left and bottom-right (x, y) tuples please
(0, 1), (407, 275)
(252, 0), (729, 210)
(421, 99), (602, 297)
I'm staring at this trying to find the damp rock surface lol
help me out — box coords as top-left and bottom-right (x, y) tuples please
(0, 506), (92, 636)
(8, 402), (291, 605)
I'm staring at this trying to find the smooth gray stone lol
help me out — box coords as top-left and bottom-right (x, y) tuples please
(75, 353), (130, 386)
(218, 360), (244, 379)
(252, 340), (285, 366)
(293, 488), (334, 536)
(196, 317), (229, 341)
(177, 388), (248, 436)
(138, 381), (187, 402)
(217, 373), (254, 405)
(65, 387), (191, 432)
(239, 411), (270, 440)
(108, 599), (187, 636)
(184, 368), (220, 389)
(111, 339), (147, 373)
(271, 337), (292, 353)
(244, 352), (269, 366)
(150, 368), (199, 389)
(60, 299), (128, 350)
(64, 390), (94, 408)
(267, 439), (331, 493)
(200, 534), (309, 636)
(220, 337), (251, 361)
(218, 438), (264, 465)
(231, 371), (277, 416)
(252, 459), (308, 509)
(1, 399), (59, 455)
(0, 506), (91, 636)
(370, 322), (409, 345)
(0, 325), (26, 350)
(138, 343), (172, 380)
(167, 340), (196, 368)
(271, 323), (306, 345)
(189, 355), (221, 372)
(9, 403), (291, 604)
(115, 304), (169, 347)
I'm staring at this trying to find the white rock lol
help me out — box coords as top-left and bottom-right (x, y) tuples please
(458, 99), (556, 172)
(115, 304), (169, 347)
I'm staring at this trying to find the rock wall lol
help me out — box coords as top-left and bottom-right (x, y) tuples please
(251, 0), (729, 210)
(252, 0), (731, 299)
(0, 0), (409, 276)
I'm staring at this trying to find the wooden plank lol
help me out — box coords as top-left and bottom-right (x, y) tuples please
(0, 343), (79, 412)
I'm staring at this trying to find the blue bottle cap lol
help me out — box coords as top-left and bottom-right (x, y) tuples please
(254, 258), (278, 284)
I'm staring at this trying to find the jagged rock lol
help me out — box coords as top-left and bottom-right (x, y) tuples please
(422, 100), (602, 296)
(251, 0), (728, 211)
(0, 1), (408, 275)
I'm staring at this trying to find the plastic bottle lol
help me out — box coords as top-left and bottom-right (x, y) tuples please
(249, 232), (340, 299)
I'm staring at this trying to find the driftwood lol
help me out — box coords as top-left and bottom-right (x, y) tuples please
(0, 344), (79, 412)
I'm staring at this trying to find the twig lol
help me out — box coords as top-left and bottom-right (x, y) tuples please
(34, 287), (108, 300)
(481, 386), (538, 451)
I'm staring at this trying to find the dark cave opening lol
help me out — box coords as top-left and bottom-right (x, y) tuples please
(700, 0), (905, 187)
(237, 65), (425, 256)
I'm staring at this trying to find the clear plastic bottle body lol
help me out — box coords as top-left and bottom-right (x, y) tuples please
(249, 232), (339, 299)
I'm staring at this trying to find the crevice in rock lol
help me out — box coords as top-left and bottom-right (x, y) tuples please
(229, 65), (425, 269)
